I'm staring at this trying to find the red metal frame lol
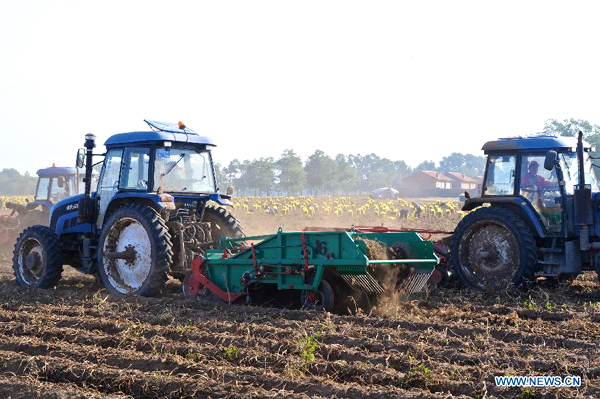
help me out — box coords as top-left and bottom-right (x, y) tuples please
(187, 257), (244, 302)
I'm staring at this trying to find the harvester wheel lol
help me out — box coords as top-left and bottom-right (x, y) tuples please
(97, 204), (173, 296)
(451, 207), (537, 291)
(13, 225), (63, 288)
(301, 280), (334, 312)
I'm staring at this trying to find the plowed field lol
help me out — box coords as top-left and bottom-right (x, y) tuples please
(0, 260), (599, 398)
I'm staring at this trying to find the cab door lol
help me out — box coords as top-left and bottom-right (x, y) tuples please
(519, 154), (562, 233)
(96, 149), (123, 227)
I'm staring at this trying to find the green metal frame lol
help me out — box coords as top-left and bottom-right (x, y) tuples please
(203, 229), (438, 295)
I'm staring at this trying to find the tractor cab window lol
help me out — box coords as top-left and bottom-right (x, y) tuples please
(97, 149), (123, 225)
(154, 148), (216, 193)
(560, 152), (600, 194)
(35, 177), (51, 201)
(49, 176), (71, 203)
(483, 155), (516, 196)
(520, 155), (562, 233)
(120, 147), (150, 191)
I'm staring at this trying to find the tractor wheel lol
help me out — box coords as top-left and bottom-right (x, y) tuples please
(97, 204), (173, 296)
(13, 225), (63, 288)
(203, 204), (245, 243)
(301, 280), (335, 312)
(451, 207), (537, 291)
(170, 204), (244, 281)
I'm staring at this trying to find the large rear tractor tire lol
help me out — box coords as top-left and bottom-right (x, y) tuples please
(203, 203), (245, 242)
(97, 204), (173, 296)
(451, 207), (537, 291)
(171, 204), (245, 281)
(13, 225), (63, 288)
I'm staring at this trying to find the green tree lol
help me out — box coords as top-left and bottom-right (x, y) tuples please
(540, 118), (600, 137)
(541, 118), (600, 158)
(213, 163), (229, 190)
(304, 150), (336, 195)
(276, 149), (306, 195)
(0, 169), (37, 196)
(242, 158), (276, 196)
(333, 154), (358, 194)
(438, 153), (485, 177)
(415, 160), (436, 172)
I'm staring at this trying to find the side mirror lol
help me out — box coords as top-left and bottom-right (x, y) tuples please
(57, 176), (65, 188)
(226, 186), (235, 195)
(76, 148), (86, 168)
(544, 150), (558, 171)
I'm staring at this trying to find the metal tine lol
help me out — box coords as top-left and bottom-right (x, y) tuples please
(363, 274), (384, 293)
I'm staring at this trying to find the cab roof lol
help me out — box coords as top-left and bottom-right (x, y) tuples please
(104, 120), (216, 149)
(36, 167), (84, 177)
(482, 135), (591, 153)
(36, 167), (99, 177)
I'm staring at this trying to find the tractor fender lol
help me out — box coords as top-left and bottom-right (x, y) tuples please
(104, 193), (167, 223)
(26, 200), (53, 213)
(209, 193), (234, 207)
(462, 197), (547, 238)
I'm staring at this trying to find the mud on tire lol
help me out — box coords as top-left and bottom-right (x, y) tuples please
(13, 225), (63, 288)
(98, 204), (173, 296)
(451, 206), (537, 291)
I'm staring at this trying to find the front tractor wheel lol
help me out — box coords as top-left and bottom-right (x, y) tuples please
(451, 207), (537, 291)
(13, 225), (63, 288)
(98, 204), (173, 296)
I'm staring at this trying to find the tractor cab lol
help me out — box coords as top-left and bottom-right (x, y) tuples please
(453, 133), (600, 291)
(475, 135), (598, 235)
(92, 120), (225, 227)
(18, 166), (99, 228)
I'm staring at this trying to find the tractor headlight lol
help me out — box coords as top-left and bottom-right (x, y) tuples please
(159, 194), (174, 202)
(158, 193), (176, 210)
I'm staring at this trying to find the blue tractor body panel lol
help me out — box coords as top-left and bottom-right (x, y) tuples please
(26, 199), (54, 215)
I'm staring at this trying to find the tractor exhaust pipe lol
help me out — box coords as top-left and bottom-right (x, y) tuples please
(574, 131), (593, 251)
(77, 133), (97, 274)
(78, 134), (96, 225)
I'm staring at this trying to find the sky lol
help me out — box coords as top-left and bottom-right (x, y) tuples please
(1, 0), (600, 175)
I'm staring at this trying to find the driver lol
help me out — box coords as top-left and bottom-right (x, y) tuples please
(521, 160), (556, 199)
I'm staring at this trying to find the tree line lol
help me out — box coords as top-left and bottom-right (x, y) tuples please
(2, 118), (596, 196)
(0, 169), (37, 196)
(215, 150), (486, 196)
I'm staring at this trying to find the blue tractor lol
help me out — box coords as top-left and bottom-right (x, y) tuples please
(452, 132), (600, 290)
(4, 166), (95, 230)
(12, 120), (243, 296)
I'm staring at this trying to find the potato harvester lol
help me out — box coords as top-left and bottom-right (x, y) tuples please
(182, 228), (438, 312)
